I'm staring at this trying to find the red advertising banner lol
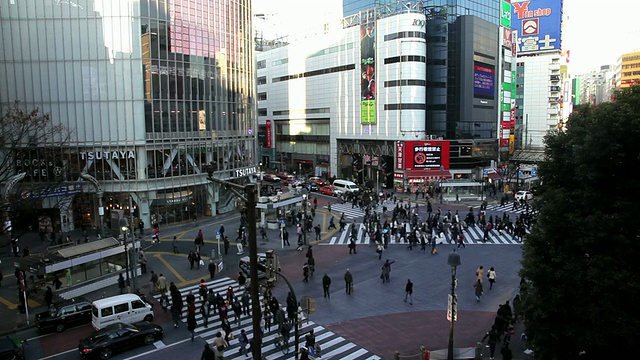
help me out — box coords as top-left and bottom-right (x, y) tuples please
(502, 27), (513, 49)
(395, 141), (404, 170)
(404, 140), (450, 170)
(500, 138), (510, 147)
(266, 120), (272, 149)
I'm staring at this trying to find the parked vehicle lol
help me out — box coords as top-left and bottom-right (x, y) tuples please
(91, 294), (154, 330)
(36, 297), (92, 333)
(78, 321), (163, 359)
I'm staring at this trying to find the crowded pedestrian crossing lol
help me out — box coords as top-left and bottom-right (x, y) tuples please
(154, 277), (381, 360)
(326, 201), (397, 220)
(321, 223), (527, 246)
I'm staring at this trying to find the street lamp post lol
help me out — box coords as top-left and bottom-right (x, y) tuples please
(447, 250), (461, 360)
(302, 193), (308, 245)
(119, 217), (132, 292)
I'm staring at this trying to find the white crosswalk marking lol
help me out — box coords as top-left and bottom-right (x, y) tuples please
(481, 203), (538, 215)
(154, 278), (381, 360)
(320, 222), (528, 246)
(326, 201), (397, 220)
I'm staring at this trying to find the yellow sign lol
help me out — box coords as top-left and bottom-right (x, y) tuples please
(361, 100), (376, 124)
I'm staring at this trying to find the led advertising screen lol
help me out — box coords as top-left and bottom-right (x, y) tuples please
(404, 141), (450, 171)
(512, 0), (562, 54)
(474, 62), (495, 99)
(360, 19), (376, 124)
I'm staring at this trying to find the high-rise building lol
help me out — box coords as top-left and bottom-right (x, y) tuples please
(1, 0), (257, 233)
(511, 0), (564, 150)
(615, 51), (640, 89)
(257, 1), (504, 188)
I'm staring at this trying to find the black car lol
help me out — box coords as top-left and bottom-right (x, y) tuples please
(0, 337), (25, 360)
(35, 297), (92, 333)
(78, 321), (163, 359)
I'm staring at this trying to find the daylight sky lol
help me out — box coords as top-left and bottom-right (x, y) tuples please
(252, 0), (640, 76)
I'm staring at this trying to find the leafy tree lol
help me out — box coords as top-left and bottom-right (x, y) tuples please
(520, 85), (640, 359)
(0, 101), (71, 235)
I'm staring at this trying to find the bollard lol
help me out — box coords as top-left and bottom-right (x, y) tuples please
(394, 351), (400, 360)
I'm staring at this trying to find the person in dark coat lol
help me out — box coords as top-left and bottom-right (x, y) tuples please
(45, 286), (54, 308)
(208, 259), (216, 279)
(322, 273), (332, 298)
(187, 302), (197, 341)
(118, 274), (125, 294)
(200, 343), (215, 360)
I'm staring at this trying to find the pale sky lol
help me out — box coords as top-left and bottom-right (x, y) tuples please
(252, 0), (640, 75)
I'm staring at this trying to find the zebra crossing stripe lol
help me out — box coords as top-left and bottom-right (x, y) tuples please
(161, 278), (381, 360)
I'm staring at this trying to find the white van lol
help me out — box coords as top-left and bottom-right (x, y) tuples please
(332, 179), (360, 194)
(91, 294), (154, 330)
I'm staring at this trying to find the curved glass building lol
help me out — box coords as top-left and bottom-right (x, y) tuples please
(1, 0), (256, 233)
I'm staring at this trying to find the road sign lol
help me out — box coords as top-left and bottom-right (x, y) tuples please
(447, 294), (458, 322)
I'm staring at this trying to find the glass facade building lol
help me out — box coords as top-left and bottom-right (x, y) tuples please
(343, 0), (499, 23)
(1, 0), (256, 232)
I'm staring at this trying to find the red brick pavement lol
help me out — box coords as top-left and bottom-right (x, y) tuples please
(325, 310), (495, 359)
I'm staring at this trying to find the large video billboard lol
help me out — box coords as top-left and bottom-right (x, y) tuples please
(403, 141), (450, 171)
(512, 0), (562, 54)
(474, 62), (495, 99)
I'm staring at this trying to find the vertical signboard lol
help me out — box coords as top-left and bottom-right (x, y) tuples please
(501, 0), (512, 28)
(512, 0), (562, 54)
(395, 141), (404, 170)
(360, 14), (376, 124)
(265, 120), (272, 149)
(404, 141), (451, 170)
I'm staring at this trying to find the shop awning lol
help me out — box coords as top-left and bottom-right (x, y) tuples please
(405, 169), (452, 180)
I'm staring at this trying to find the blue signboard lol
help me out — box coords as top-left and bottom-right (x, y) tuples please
(512, 0), (562, 54)
(21, 183), (83, 199)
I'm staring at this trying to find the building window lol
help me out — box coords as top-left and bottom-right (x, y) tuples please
(257, 60), (266, 69)
(258, 92), (267, 101)
(257, 76), (267, 85)
(258, 108), (267, 116)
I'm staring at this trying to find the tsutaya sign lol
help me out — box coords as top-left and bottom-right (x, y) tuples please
(234, 166), (258, 178)
(80, 150), (136, 160)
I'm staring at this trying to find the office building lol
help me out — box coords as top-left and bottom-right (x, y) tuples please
(1, 0), (257, 232)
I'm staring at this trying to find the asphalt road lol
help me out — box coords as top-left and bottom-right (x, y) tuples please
(1, 192), (531, 359)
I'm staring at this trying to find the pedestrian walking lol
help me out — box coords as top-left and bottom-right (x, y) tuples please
(307, 255), (315, 277)
(241, 291), (250, 316)
(238, 329), (250, 356)
(172, 236), (179, 254)
(149, 271), (158, 293)
(381, 259), (395, 283)
(474, 278), (484, 302)
(263, 304), (272, 332)
(322, 273), (332, 298)
(45, 286), (53, 308)
(376, 243), (384, 259)
(188, 251), (196, 269)
(476, 265), (484, 283)
(138, 250), (147, 274)
(223, 235), (230, 254)
(314, 224), (321, 241)
(404, 279), (413, 305)
(118, 273), (125, 294)
(348, 238), (357, 254)
(196, 229), (204, 252)
(208, 259), (216, 279)
(212, 332), (228, 360)
(200, 299), (210, 328)
(456, 232), (466, 249)
(344, 269), (353, 294)
(201, 343), (215, 360)
(157, 273), (168, 293)
(195, 251), (202, 269)
(303, 263), (310, 282)
(187, 302), (197, 341)
(482, 325), (501, 359)
(487, 267), (497, 289)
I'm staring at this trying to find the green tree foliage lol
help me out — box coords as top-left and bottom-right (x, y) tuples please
(520, 85), (640, 359)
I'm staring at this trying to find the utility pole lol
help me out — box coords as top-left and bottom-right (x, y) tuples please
(206, 168), (262, 359)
